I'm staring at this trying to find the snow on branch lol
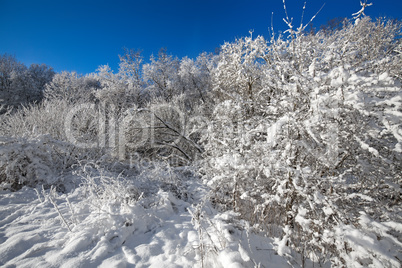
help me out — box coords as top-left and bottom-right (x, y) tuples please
(352, 0), (373, 20)
(282, 0), (325, 35)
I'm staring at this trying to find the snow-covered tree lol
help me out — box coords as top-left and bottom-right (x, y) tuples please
(117, 48), (146, 105)
(179, 52), (216, 104)
(213, 34), (267, 115)
(44, 71), (99, 104)
(0, 54), (54, 110)
(143, 48), (182, 101)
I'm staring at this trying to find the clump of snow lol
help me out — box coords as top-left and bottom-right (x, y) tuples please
(330, 66), (350, 87)
(295, 207), (311, 230)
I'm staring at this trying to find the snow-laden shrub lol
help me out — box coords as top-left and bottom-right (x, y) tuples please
(74, 158), (198, 211)
(0, 97), (104, 158)
(337, 17), (401, 76)
(76, 162), (142, 207)
(203, 15), (402, 267)
(0, 134), (112, 192)
(0, 135), (79, 191)
(0, 99), (70, 139)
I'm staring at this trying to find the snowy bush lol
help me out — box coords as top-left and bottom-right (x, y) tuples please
(202, 14), (402, 267)
(0, 135), (79, 191)
(72, 157), (199, 211)
(0, 99), (70, 140)
(0, 98), (103, 155)
(76, 162), (142, 208)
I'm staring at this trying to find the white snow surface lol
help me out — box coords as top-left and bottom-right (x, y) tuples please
(0, 178), (289, 268)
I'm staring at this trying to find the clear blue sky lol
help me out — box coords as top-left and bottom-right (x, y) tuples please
(1, 0), (400, 74)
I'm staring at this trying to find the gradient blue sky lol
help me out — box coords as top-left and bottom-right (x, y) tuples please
(1, 0), (401, 74)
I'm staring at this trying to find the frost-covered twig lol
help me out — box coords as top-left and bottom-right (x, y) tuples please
(298, 2), (325, 33)
(48, 186), (72, 232)
(188, 203), (221, 267)
(66, 196), (77, 226)
(34, 188), (43, 203)
(282, 0), (324, 36)
(352, 0), (373, 20)
(282, 0), (294, 35)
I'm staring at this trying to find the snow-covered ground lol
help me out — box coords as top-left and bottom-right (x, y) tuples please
(0, 173), (289, 268)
